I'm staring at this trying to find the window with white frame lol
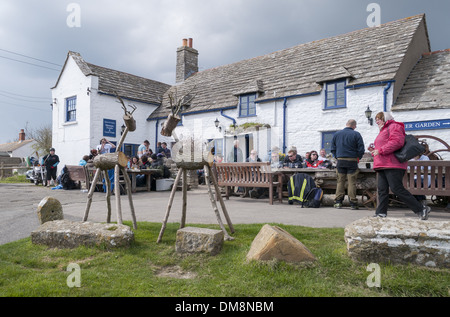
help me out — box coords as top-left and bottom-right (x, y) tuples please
(325, 80), (346, 109)
(66, 96), (77, 122)
(239, 93), (256, 117)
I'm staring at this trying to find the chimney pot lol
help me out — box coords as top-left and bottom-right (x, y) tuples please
(188, 38), (193, 48)
(182, 38), (188, 47)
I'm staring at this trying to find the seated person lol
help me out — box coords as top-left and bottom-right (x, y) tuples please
(128, 155), (140, 169)
(283, 149), (303, 168)
(305, 150), (324, 168)
(136, 155), (151, 186)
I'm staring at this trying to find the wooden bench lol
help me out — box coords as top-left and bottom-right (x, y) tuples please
(214, 162), (282, 205)
(65, 165), (89, 189)
(404, 160), (449, 198)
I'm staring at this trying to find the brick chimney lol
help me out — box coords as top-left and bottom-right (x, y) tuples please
(19, 129), (25, 142)
(176, 38), (198, 83)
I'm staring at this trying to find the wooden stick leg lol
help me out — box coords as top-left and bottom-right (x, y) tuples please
(180, 168), (187, 228)
(157, 168), (183, 243)
(104, 170), (112, 223)
(83, 168), (101, 221)
(121, 167), (137, 229)
(114, 165), (123, 225)
(207, 165), (234, 233)
(204, 166), (234, 241)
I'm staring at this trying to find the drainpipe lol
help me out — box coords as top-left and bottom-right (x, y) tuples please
(383, 81), (392, 112)
(220, 109), (236, 127)
(155, 119), (159, 147)
(282, 97), (287, 154)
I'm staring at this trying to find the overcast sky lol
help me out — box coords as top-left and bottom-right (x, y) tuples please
(1, 0), (449, 145)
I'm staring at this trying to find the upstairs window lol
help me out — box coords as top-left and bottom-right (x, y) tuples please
(325, 80), (346, 109)
(66, 96), (77, 122)
(239, 93), (256, 117)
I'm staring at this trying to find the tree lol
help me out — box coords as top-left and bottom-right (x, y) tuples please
(25, 123), (52, 154)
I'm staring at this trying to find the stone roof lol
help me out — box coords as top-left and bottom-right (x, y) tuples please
(54, 52), (171, 106)
(149, 14), (428, 119)
(393, 50), (450, 111)
(0, 139), (34, 152)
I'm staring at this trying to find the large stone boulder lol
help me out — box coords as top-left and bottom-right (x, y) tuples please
(246, 224), (316, 263)
(176, 227), (224, 255)
(37, 196), (64, 224)
(345, 217), (450, 268)
(31, 220), (134, 249)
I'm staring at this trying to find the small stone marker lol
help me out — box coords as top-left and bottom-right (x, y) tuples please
(31, 220), (134, 249)
(37, 196), (64, 224)
(175, 227), (224, 255)
(345, 216), (450, 268)
(246, 224), (316, 263)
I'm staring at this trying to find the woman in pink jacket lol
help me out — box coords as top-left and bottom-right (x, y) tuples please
(369, 112), (431, 220)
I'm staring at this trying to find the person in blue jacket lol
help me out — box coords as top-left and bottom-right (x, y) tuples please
(331, 119), (365, 209)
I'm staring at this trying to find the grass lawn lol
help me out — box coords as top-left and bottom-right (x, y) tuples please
(0, 222), (448, 297)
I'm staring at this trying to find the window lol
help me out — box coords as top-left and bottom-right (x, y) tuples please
(325, 80), (346, 109)
(239, 94), (256, 117)
(66, 96), (77, 122)
(322, 131), (338, 155)
(123, 143), (139, 157)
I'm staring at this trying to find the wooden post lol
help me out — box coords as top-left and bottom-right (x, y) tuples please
(204, 165), (234, 241)
(83, 167), (101, 221)
(114, 165), (123, 224)
(180, 168), (187, 228)
(104, 170), (112, 223)
(121, 167), (137, 229)
(207, 164), (235, 233)
(157, 168), (183, 243)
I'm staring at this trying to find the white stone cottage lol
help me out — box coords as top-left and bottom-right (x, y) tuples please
(52, 14), (450, 168)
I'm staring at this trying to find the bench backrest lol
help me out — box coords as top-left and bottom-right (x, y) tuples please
(215, 162), (274, 185)
(404, 160), (449, 196)
(65, 165), (89, 183)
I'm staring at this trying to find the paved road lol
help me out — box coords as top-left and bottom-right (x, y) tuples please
(1, 183), (449, 245)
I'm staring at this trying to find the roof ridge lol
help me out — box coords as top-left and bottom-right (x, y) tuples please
(422, 48), (450, 57)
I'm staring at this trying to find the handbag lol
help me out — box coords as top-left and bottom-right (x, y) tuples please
(394, 134), (425, 163)
(387, 126), (425, 163)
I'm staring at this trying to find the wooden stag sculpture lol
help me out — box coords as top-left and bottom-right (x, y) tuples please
(157, 87), (234, 242)
(83, 94), (138, 229)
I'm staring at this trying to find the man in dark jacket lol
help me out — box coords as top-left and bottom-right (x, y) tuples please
(331, 119), (365, 209)
(42, 148), (60, 187)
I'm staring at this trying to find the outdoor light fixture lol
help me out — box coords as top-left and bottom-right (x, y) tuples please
(365, 106), (373, 126)
(214, 118), (220, 128)
(121, 124), (126, 135)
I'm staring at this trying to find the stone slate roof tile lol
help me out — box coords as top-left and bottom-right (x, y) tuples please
(149, 14), (427, 119)
(393, 50), (450, 110)
(55, 51), (170, 105)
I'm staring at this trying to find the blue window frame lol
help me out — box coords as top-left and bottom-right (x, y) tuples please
(322, 131), (338, 155)
(66, 96), (77, 122)
(239, 94), (256, 117)
(325, 80), (346, 109)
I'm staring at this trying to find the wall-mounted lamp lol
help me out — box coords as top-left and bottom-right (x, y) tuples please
(214, 118), (222, 132)
(365, 106), (373, 126)
(121, 124), (126, 135)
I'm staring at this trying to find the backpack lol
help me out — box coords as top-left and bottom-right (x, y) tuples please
(61, 166), (77, 190)
(287, 173), (317, 205)
(303, 187), (324, 208)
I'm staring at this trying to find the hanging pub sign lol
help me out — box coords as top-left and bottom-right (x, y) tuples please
(103, 119), (116, 137)
(404, 119), (450, 131)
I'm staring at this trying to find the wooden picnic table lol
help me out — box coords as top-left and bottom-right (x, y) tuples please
(127, 168), (161, 192)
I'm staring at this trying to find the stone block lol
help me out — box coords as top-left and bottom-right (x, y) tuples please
(246, 224), (316, 263)
(345, 216), (450, 268)
(176, 227), (224, 255)
(31, 220), (134, 249)
(37, 196), (63, 224)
